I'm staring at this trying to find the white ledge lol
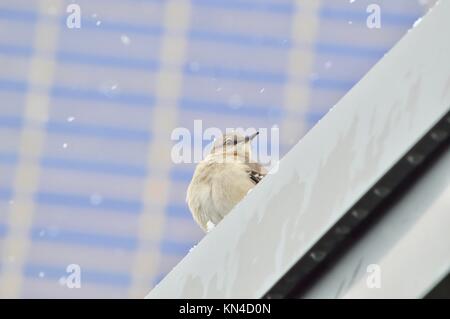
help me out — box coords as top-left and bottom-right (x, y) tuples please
(147, 1), (450, 298)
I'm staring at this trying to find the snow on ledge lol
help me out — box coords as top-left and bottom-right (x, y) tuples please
(147, 1), (450, 298)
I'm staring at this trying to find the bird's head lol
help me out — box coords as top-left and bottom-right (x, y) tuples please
(210, 130), (259, 161)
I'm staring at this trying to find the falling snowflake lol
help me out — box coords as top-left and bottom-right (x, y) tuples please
(120, 34), (131, 45)
(99, 81), (119, 98)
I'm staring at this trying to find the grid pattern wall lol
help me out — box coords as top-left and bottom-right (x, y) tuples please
(0, 0), (433, 298)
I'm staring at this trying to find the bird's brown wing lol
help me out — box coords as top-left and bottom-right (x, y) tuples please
(246, 162), (267, 184)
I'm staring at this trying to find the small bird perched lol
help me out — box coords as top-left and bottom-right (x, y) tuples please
(186, 131), (266, 232)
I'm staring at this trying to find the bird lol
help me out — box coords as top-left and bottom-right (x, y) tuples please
(186, 130), (266, 232)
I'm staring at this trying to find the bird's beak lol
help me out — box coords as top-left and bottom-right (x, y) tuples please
(245, 131), (259, 143)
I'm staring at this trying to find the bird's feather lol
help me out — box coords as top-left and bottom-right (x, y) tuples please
(246, 162), (267, 184)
